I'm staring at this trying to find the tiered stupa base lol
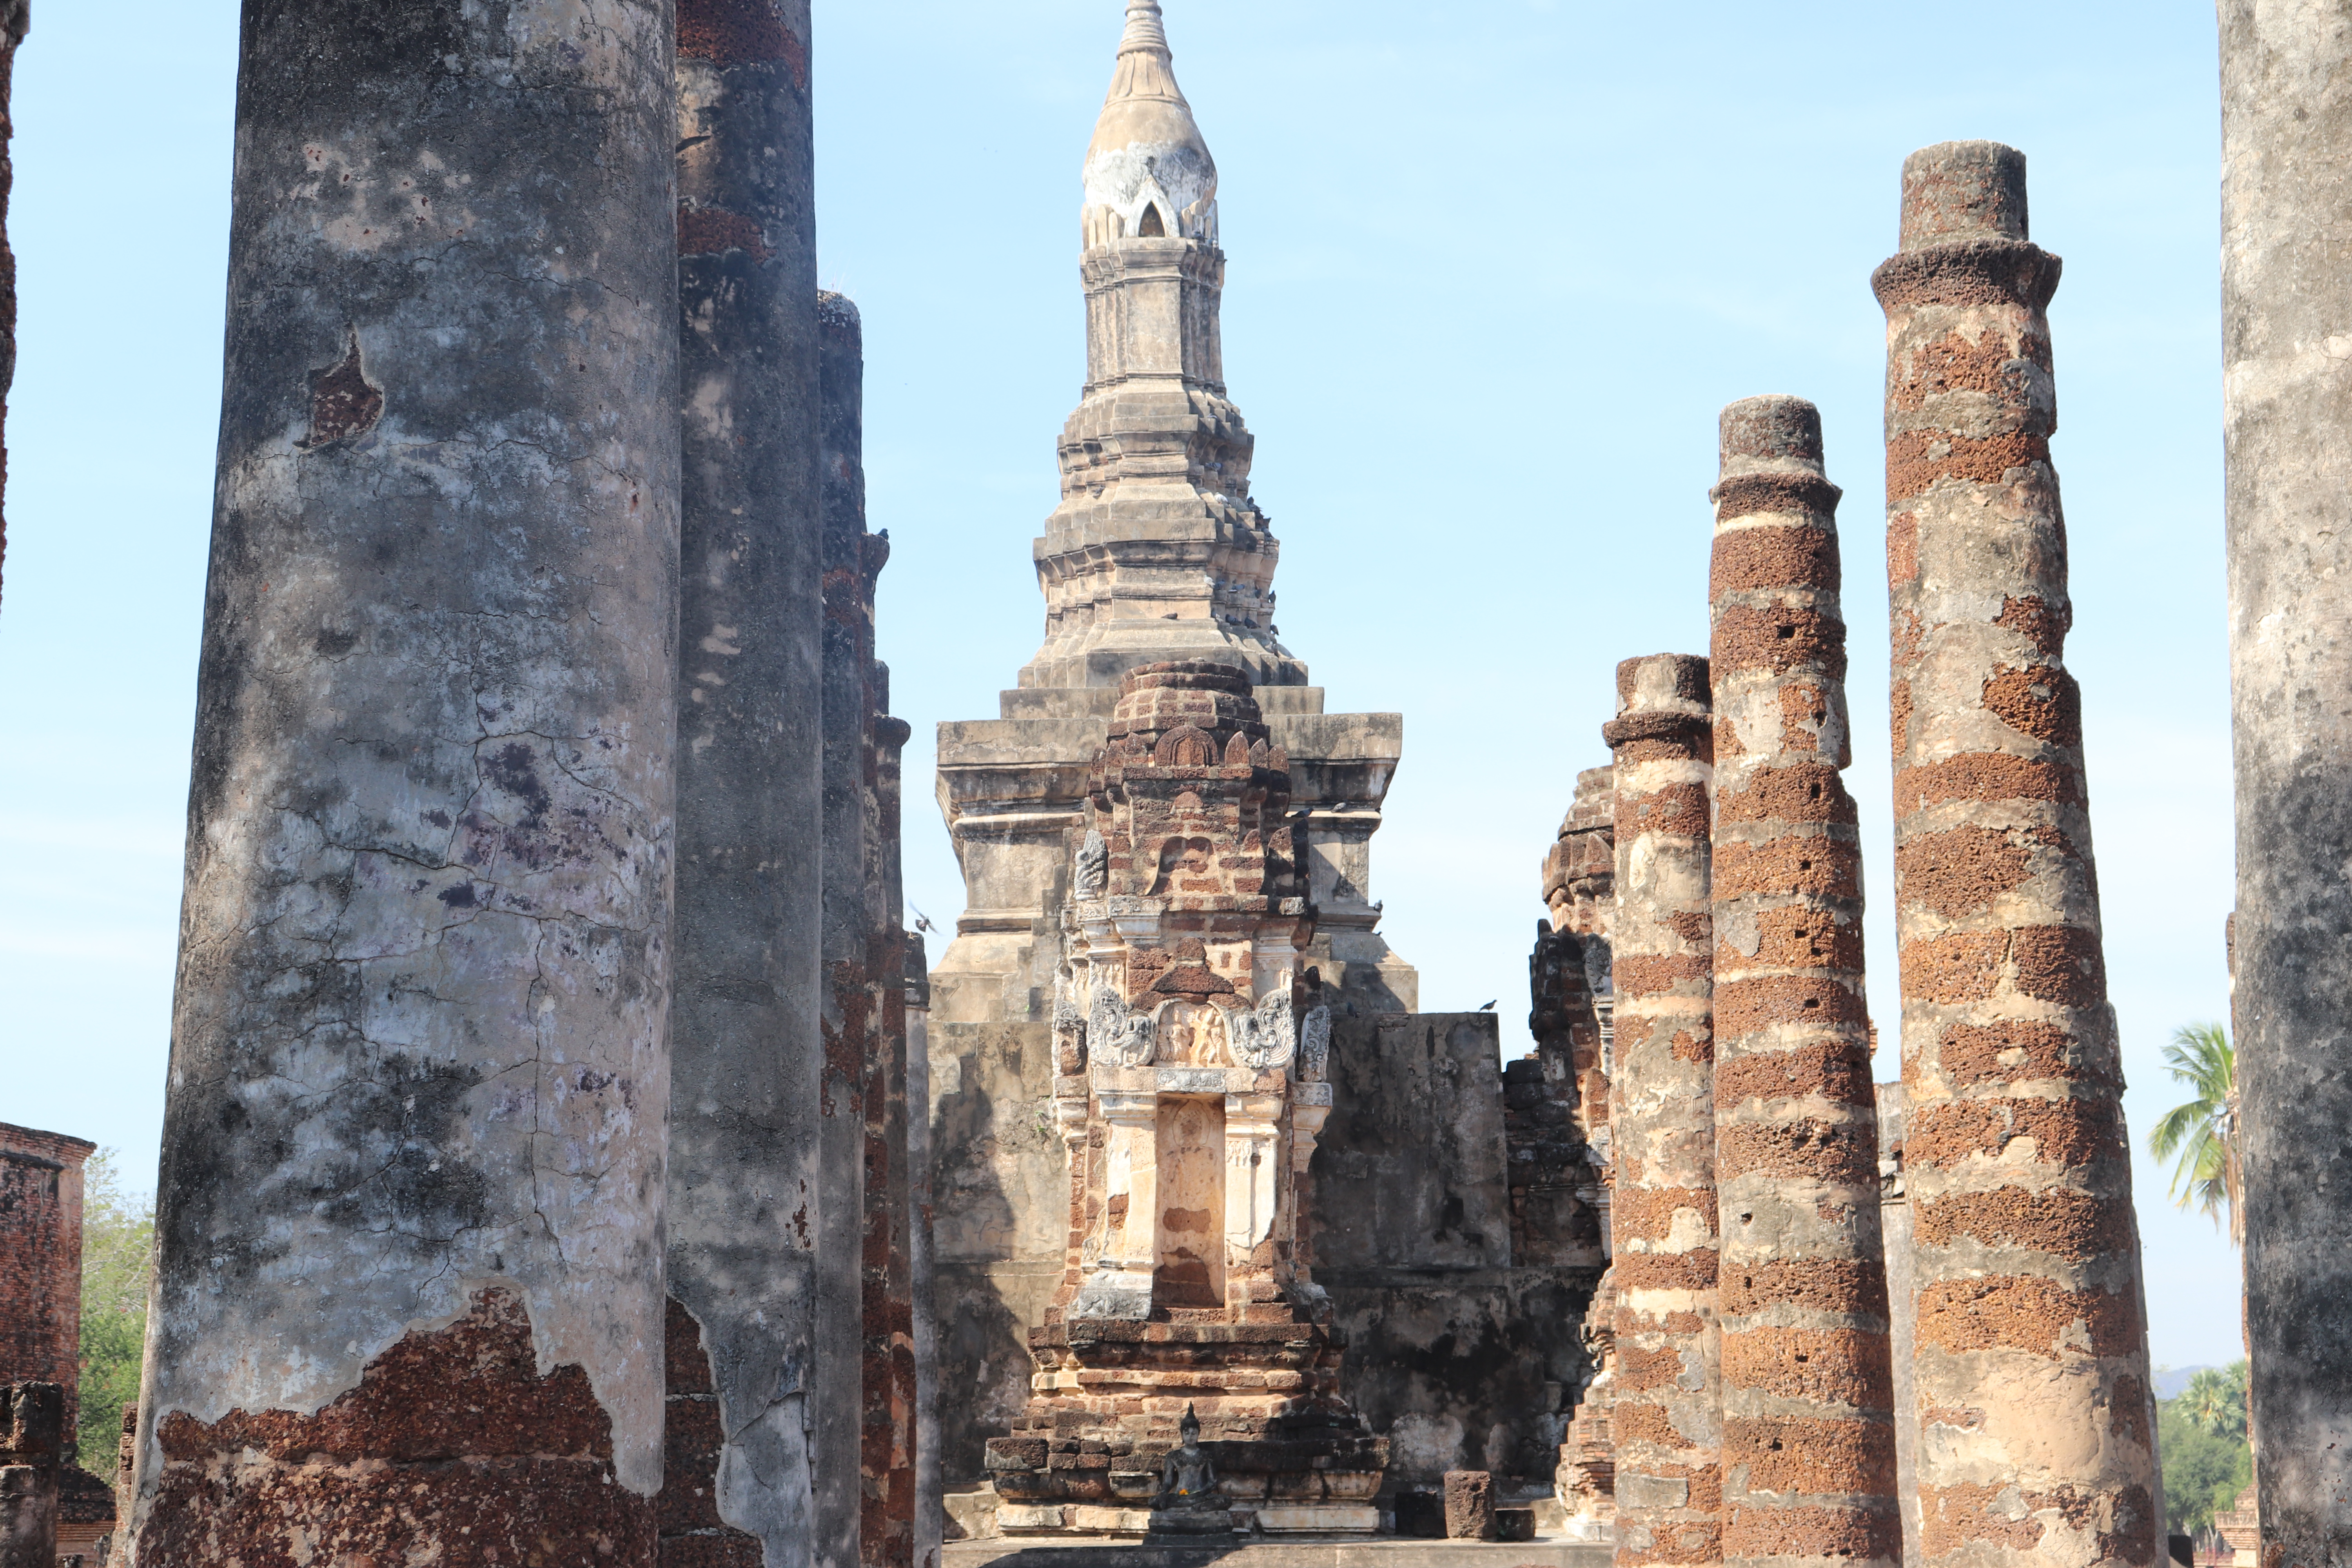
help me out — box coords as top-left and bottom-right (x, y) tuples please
(985, 1310), (1389, 1536)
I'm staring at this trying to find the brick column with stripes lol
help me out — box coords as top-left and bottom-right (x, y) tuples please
(1707, 395), (1898, 1568)
(1874, 139), (2159, 1566)
(1604, 653), (1722, 1568)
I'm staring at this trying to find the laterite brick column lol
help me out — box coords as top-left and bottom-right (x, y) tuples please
(1603, 653), (1721, 1568)
(131, 3), (678, 1561)
(663, 0), (824, 1561)
(1706, 396), (1898, 1568)
(0, 0), (24, 607)
(1876, 139), (2158, 1566)
(2220, 14), (2352, 1559)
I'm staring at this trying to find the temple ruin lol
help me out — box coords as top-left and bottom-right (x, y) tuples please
(22, 0), (2352, 1564)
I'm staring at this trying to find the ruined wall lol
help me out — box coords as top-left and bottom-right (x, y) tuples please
(2212, 17), (2352, 1555)
(0, 1383), (60, 1568)
(1314, 1012), (1603, 1488)
(0, 1125), (90, 1455)
(664, 0), (825, 1560)
(131, 2), (680, 1555)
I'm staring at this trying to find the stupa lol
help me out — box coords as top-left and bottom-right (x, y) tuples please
(980, 661), (1389, 1535)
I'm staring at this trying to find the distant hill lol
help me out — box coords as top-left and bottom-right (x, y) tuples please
(2155, 1365), (2214, 1401)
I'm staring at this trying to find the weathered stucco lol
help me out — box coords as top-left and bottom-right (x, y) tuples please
(2218, 9), (2352, 1561)
(131, 0), (680, 1553)
(664, 0), (826, 1563)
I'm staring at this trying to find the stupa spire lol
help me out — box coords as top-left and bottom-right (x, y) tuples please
(1117, 0), (1170, 58)
(1084, 0), (1215, 246)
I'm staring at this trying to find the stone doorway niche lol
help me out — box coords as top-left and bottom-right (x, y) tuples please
(1154, 1095), (1226, 1308)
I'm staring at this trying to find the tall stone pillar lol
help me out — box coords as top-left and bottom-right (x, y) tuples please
(817, 289), (878, 1568)
(130, 4), (678, 1561)
(662, 0), (824, 1562)
(1603, 653), (1721, 1568)
(2220, 16), (2352, 1559)
(1876, 140), (2159, 1566)
(0, 0), (24, 609)
(1707, 396), (1898, 1568)
(864, 703), (916, 1568)
(0, 1385), (59, 1568)
(905, 931), (942, 1568)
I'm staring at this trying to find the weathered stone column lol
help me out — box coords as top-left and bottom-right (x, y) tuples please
(2220, 17), (2352, 1559)
(864, 704), (916, 1568)
(905, 931), (942, 1568)
(130, 4), (678, 1560)
(661, 2), (824, 1564)
(1876, 140), (2160, 1567)
(0, 1384), (59, 1568)
(817, 288), (878, 1568)
(0, 0), (25, 609)
(1707, 396), (1897, 1568)
(1603, 652), (1721, 1568)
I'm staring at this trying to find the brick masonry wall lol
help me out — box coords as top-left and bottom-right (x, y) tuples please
(0, 1123), (93, 1455)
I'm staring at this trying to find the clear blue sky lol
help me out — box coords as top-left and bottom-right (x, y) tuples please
(0, 1), (2238, 1371)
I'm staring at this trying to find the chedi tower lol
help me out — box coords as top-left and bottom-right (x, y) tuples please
(930, 0), (1417, 1483)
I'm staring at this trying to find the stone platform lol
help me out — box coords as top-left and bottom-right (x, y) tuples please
(946, 1539), (1612, 1568)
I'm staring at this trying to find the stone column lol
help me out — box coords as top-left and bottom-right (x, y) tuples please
(0, 1385), (58, 1568)
(865, 706), (916, 1568)
(131, 4), (678, 1559)
(817, 289), (877, 1568)
(0, 0), (24, 609)
(663, 0), (823, 1562)
(2220, 15), (2352, 1559)
(905, 933), (943, 1568)
(1707, 396), (1898, 1568)
(1872, 1082), (1917, 1564)
(1602, 652), (1721, 1568)
(1876, 140), (2159, 1566)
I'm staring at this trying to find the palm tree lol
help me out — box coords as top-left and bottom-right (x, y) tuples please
(2180, 1363), (2250, 1441)
(2148, 1022), (2242, 1242)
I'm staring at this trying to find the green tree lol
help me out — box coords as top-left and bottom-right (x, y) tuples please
(2159, 1390), (2254, 1535)
(2148, 1022), (2241, 1240)
(2179, 1362), (2249, 1441)
(77, 1149), (153, 1464)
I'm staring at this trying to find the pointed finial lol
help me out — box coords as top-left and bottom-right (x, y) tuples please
(1120, 0), (1170, 58)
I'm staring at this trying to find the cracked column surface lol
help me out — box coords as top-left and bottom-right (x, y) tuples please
(0, 0), (24, 609)
(129, 3), (679, 1562)
(662, 0), (823, 1564)
(1876, 140), (2160, 1568)
(1706, 396), (1898, 1568)
(1604, 653), (1722, 1568)
(2218, 20), (2352, 1555)
(817, 290), (879, 1568)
